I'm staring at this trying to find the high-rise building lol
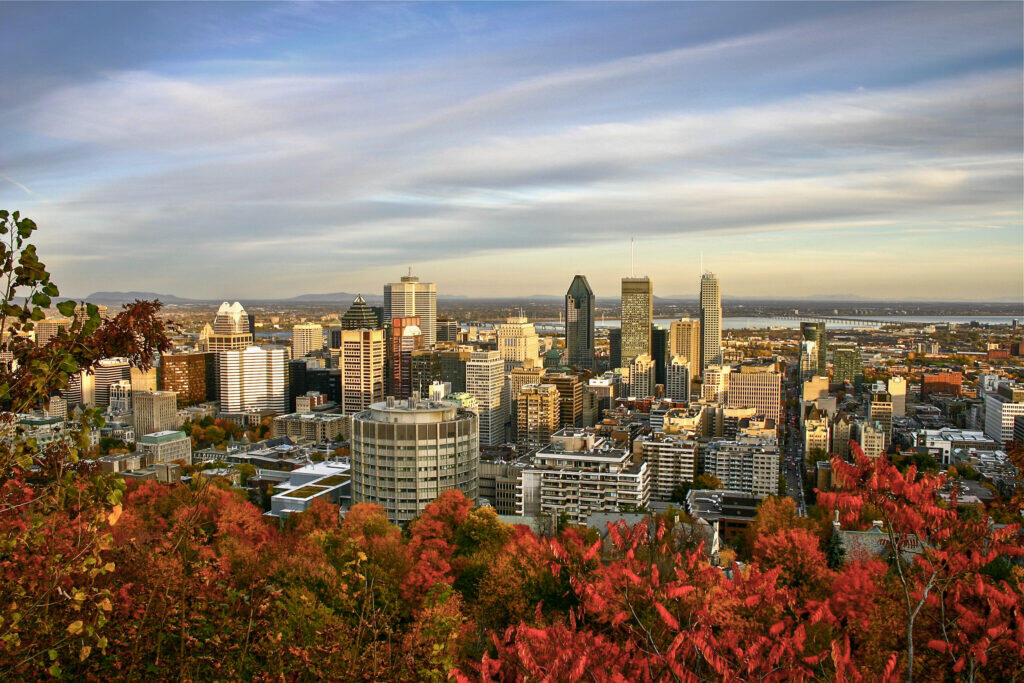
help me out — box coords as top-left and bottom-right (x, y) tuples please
(199, 302), (254, 352)
(888, 376), (907, 417)
(217, 346), (290, 413)
(627, 355), (656, 398)
(384, 272), (437, 346)
(63, 371), (95, 406)
(983, 382), (1024, 444)
(133, 390), (179, 437)
(699, 272), (722, 369)
(702, 435), (779, 499)
(45, 395), (67, 420)
(130, 367), (157, 393)
(635, 432), (698, 500)
(291, 323), (324, 358)
(338, 328), (386, 414)
(341, 295), (380, 330)
(666, 356), (691, 402)
(727, 364), (782, 423)
(466, 351), (507, 446)
(388, 317), (424, 398)
(410, 347), (471, 396)
(544, 372), (584, 428)
(35, 317), (72, 346)
(517, 383), (560, 446)
(799, 322), (827, 376)
(832, 345), (863, 384)
(436, 317), (460, 343)
(94, 358), (131, 407)
(608, 328), (621, 370)
(702, 365), (730, 403)
(159, 352), (216, 405)
(108, 380), (132, 413)
(497, 315), (540, 372)
(669, 318), (701, 373)
(620, 277), (653, 367)
(565, 275), (595, 370)
(351, 397), (479, 523)
(651, 326), (669, 386)
(869, 391), (894, 436)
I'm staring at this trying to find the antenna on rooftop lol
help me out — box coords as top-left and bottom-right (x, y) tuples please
(630, 237), (636, 277)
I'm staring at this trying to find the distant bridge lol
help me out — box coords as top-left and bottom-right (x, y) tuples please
(776, 314), (889, 328)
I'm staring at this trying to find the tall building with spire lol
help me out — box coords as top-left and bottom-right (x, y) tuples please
(199, 302), (254, 352)
(565, 275), (595, 370)
(384, 271), (437, 346)
(620, 277), (652, 367)
(341, 294), (380, 329)
(699, 273), (722, 369)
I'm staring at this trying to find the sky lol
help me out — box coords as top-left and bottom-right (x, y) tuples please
(1, 1), (1022, 302)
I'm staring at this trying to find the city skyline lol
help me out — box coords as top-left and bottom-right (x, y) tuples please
(1, 2), (1022, 301)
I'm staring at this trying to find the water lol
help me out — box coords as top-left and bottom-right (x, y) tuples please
(257, 314), (1021, 340)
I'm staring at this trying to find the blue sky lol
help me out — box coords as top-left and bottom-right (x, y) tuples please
(1, 2), (1021, 301)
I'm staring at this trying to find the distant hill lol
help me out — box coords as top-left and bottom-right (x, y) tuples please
(83, 291), (201, 304)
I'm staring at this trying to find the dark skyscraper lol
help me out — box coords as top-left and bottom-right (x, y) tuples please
(800, 322), (827, 375)
(342, 294), (381, 330)
(565, 275), (595, 370)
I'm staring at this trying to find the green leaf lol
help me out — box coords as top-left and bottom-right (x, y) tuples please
(31, 292), (50, 307)
(42, 282), (59, 297)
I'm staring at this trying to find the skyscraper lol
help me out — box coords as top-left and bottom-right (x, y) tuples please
(666, 356), (691, 403)
(291, 323), (324, 358)
(133, 390), (179, 437)
(516, 383), (560, 446)
(669, 318), (701, 371)
(699, 273), (722, 369)
(218, 346), (290, 413)
(833, 345), (863, 384)
(159, 352), (216, 405)
(338, 328), (386, 413)
(388, 317), (424, 399)
(341, 294), (380, 330)
(800, 322), (827, 376)
(199, 302), (254, 352)
(466, 350), (507, 446)
(565, 275), (595, 370)
(497, 315), (540, 371)
(384, 272), (437, 346)
(620, 277), (652, 367)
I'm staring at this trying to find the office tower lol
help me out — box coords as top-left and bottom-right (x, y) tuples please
(544, 372), (584, 428)
(436, 317), (460, 343)
(63, 371), (95, 406)
(983, 382), (1024, 444)
(620, 277), (653, 367)
(699, 272), (722, 369)
(832, 345), (863, 384)
(669, 318), (701, 373)
(159, 352), (216, 405)
(200, 302), (254, 352)
(651, 325), (669, 385)
(869, 390), (894, 436)
(702, 365), (730, 403)
(606, 327), (622, 370)
(702, 436), (779, 499)
(466, 350), (507, 446)
(857, 420), (889, 459)
(887, 376), (907, 417)
(627, 355), (656, 398)
(802, 375), (830, 402)
(130, 367), (157, 393)
(388, 317), (424, 399)
(247, 313), (256, 336)
(133, 390), (178, 437)
(35, 317), (72, 346)
(521, 430), (650, 523)
(384, 272), (437, 346)
(635, 433), (698, 500)
(342, 295), (380, 330)
(108, 380), (132, 413)
(217, 346), (290, 413)
(94, 358), (131, 407)
(291, 323), (324, 358)
(410, 347), (471, 396)
(497, 315), (540, 371)
(800, 322), (827, 375)
(565, 275), (595, 370)
(338, 329), (385, 413)
(517, 383), (560, 445)
(351, 397), (478, 523)
(727, 364), (782, 423)
(666, 356), (691, 402)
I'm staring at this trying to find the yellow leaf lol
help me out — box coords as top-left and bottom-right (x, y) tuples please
(356, 551), (367, 562)
(79, 645), (91, 661)
(103, 562), (115, 573)
(98, 598), (112, 612)
(107, 504), (123, 526)
(66, 620), (83, 635)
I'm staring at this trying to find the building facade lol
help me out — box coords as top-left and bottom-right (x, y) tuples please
(669, 318), (701, 372)
(384, 273), (437, 346)
(699, 272), (722, 369)
(565, 275), (595, 370)
(338, 328), (386, 414)
(517, 383), (560, 446)
(726, 364), (781, 423)
(620, 277), (653, 367)
(466, 350), (507, 446)
(218, 346), (290, 413)
(133, 390), (178, 437)
(291, 323), (324, 358)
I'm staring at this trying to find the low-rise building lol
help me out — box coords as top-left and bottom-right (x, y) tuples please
(266, 461), (351, 520)
(135, 430), (192, 465)
(271, 412), (347, 443)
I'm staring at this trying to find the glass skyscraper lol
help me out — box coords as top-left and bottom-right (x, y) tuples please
(565, 275), (595, 370)
(699, 272), (722, 369)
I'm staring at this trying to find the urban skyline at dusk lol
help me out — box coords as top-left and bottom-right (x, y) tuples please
(1, 2), (1021, 302)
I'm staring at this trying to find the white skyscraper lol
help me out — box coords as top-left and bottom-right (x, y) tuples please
(384, 272), (437, 346)
(291, 323), (324, 358)
(466, 350), (507, 446)
(887, 376), (907, 417)
(666, 356), (691, 402)
(496, 315), (540, 371)
(699, 272), (722, 370)
(218, 346), (290, 413)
